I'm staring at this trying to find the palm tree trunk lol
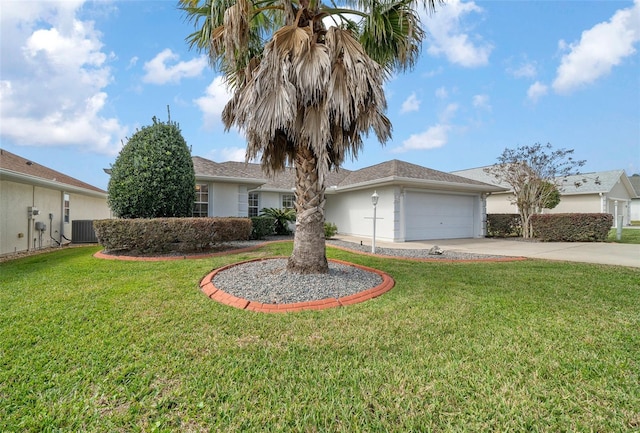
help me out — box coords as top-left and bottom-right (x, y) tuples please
(287, 146), (329, 274)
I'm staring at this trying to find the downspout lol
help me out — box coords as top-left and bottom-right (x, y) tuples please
(28, 185), (35, 251)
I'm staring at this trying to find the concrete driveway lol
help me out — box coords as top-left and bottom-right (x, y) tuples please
(334, 235), (640, 268)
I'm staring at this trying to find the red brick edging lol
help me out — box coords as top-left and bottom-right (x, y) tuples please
(199, 257), (395, 313)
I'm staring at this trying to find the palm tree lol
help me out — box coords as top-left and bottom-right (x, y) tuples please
(180, 0), (442, 273)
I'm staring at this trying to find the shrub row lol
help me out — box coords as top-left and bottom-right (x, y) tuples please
(486, 214), (522, 238)
(93, 218), (251, 254)
(530, 213), (613, 242)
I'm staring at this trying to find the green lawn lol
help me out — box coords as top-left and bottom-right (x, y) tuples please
(1, 244), (639, 432)
(608, 227), (640, 244)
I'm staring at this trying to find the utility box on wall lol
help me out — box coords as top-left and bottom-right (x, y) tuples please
(71, 220), (98, 243)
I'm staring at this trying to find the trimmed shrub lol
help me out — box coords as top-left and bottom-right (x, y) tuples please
(486, 214), (522, 238)
(93, 218), (251, 254)
(108, 116), (195, 218)
(260, 208), (296, 235)
(530, 213), (613, 242)
(324, 222), (338, 238)
(250, 216), (275, 240)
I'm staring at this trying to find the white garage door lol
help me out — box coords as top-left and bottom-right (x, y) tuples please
(405, 192), (475, 240)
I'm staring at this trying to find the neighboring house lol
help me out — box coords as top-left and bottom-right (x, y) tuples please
(0, 149), (111, 256)
(193, 157), (505, 242)
(452, 166), (638, 227)
(630, 174), (640, 222)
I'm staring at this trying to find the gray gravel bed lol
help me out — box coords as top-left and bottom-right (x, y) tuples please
(222, 236), (507, 260)
(210, 237), (509, 305)
(326, 239), (508, 260)
(212, 258), (382, 304)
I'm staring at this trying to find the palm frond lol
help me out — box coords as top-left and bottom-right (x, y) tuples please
(292, 41), (331, 106)
(359, 0), (424, 71)
(222, 0), (251, 65)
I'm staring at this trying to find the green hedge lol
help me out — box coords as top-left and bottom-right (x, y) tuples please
(249, 216), (275, 240)
(530, 213), (613, 242)
(486, 214), (522, 238)
(93, 218), (251, 254)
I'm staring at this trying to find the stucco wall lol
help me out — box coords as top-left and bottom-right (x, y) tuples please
(325, 186), (397, 242)
(257, 191), (283, 211)
(210, 183), (241, 217)
(485, 192), (516, 214)
(1, 180), (110, 255)
(544, 194), (601, 214)
(1, 180), (32, 254)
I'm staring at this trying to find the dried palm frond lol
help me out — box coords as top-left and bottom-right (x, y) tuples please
(292, 40), (330, 106)
(324, 27), (390, 150)
(222, 0), (251, 66)
(272, 24), (312, 60)
(300, 104), (331, 162)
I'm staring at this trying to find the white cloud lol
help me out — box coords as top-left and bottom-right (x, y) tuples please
(394, 125), (451, 152)
(439, 103), (459, 122)
(552, 0), (640, 94)
(207, 147), (247, 162)
(0, 1), (126, 155)
(472, 94), (491, 110)
(127, 56), (138, 69)
(527, 81), (548, 103)
(423, 0), (493, 67)
(422, 67), (443, 78)
(142, 49), (208, 84)
(400, 93), (421, 113)
(508, 61), (537, 79)
(194, 76), (234, 130)
(392, 104), (457, 153)
(435, 86), (448, 99)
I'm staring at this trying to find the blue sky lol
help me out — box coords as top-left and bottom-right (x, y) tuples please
(1, 0), (639, 191)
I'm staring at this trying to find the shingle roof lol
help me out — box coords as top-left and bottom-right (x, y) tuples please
(194, 157), (501, 192)
(453, 166), (636, 196)
(341, 159), (494, 188)
(557, 170), (627, 194)
(0, 148), (106, 194)
(626, 174), (640, 196)
(193, 156), (349, 190)
(451, 166), (507, 188)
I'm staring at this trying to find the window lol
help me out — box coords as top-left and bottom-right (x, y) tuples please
(248, 192), (259, 217)
(63, 193), (70, 223)
(281, 193), (295, 209)
(193, 184), (209, 217)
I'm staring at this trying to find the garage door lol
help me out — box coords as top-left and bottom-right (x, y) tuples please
(405, 192), (475, 240)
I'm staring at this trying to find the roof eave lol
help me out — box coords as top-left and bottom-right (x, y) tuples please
(0, 169), (107, 198)
(196, 175), (266, 186)
(334, 176), (507, 193)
